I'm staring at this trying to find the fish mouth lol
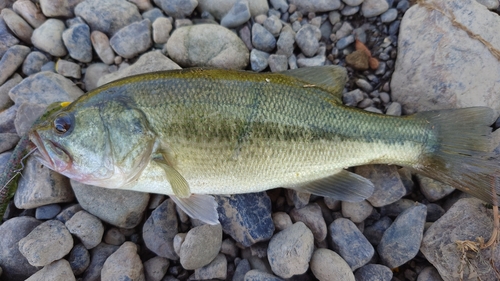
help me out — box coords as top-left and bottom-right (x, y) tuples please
(29, 131), (71, 172)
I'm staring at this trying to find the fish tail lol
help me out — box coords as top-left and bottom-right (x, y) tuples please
(412, 107), (500, 204)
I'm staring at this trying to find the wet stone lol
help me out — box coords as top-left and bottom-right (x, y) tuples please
(1, 8), (33, 44)
(144, 256), (169, 281)
(22, 51), (50, 76)
(68, 243), (90, 276)
(354, 264), (393, 281)
(194, 253), (227, 280)
(310, 248), (354, 281)
(35, 204), (61, 220)
(25, 259), (76, 281)
(12, 0), (46, 28)
(0, 45), (30, 86)
(355, 165), (406, 207)
(250, 49), (270, 72)
(110, 19), (152, 59)
(342, 200), (373, 223)
(65, 210), (104, 250)
(62, 23), (92, 63)
(295, 24), (320, 57)
(220, 0), (251, 28)
(143, 198), (179, 260)
(55, 59), (81, 79)
(363, 216), (392, 246)
(82, 243), (119, 281)
(90, 31), (115, 65)
(31, 19), (67, 57)
(179, 224), (222, 270)
(289, 203), (327, 241)
(101, 242), (145, 281)
(252, 23), (276, 52)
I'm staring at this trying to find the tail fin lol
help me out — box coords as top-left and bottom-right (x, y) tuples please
(412, 107), (500, 204)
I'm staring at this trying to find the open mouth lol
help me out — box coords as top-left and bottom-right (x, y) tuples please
(29, 130), (54, 169)
(29, 130), (72, 172)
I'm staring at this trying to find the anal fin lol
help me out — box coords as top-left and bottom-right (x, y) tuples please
(170, 194), (220, 225)
(291, 170), (374, 202)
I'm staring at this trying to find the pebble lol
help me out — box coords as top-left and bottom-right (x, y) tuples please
(267, 222), (314, 278)
(346, 50), (370, 70)
(295, 24), (320, 57)
(354, 264), (393, 281)
(263, 15), (282, 37)
(336, 22), (353, 40)
(0, 105), (17, 134)
(355, 78), (373, 92)
(328, 11), (341, 25)
(385, 102), (402, 116)
(268, 54), (288, 72)
(396, 0), (410, 12)
(477, 0), (500, 9)
(380, 8), (398, 23)
(14, 157), (75, 209)
(358, 98), (373, 109)
(101, 242), (145, 281)
(220, 238), (238, 259)
(144, 256), (169, 281)
(174, 18), (192, 28)
(244, 270), (283, 281)
(56, 204), (83, 224)
(342, 200), (373, 223)
(179, 224), (222, 270)
(270, 0), (288, 13)
(426, 203), (445, 222)
(329, 218), (374, 270)
(83, 63), (110, 91)
(167, 24), (249, 69)
(25, 259), (76, 281)
(74, 0), (142, 37)
(12, 0), (46, 28)
(378, 203), (427, 268)
(296, 52), (325, 67)
(62, 23), (92, 63)
(310, 248), (354, 281)
(417, 266), (444, 281)
(104, 228), (126, 246)
(68, 244), (90, 276)
(250, 49), (270, 72)
(272, 212), (293, 231)
(361, 0), (389, 18)
(343, 0), (363, 5)
(239, 25), (253, 50)
(35, 204), (61, 220)
(194, 253), (227, 280)
(142, 7), (164, 23)
(65, 210), (104, 250)
(0, 17), (20, 57)
(220, 0), (251, 28)
(233, 259), (251, 281)
(363, 216), (392, 246)
(215, 193), (274, 247)
(71, 180), (149, 228)
(91, 31), (116, 65)
(154, 0), (197, 18)
(252, 23), (277, 53)
(415, 175), (455, 202)
(289, 203), (327, 241)
(55, 59), (81, 79)
(143, 198), (179, 260)
(82, 243), (119, 281)
(197, 0), (269, 20)
(1, 8), (33, 44)
(18, 220), (73, 266)
(31, 19), (67, 57)
(355, 165), (406, 207)
(39, 0), (77, 17)
(0, 133), (19, 153)
(343, 89), (364, 107)
(22, 51), (50, 76)
(341, 5), (360, 16)
(0, 45), (30, 86)
(286, 189), (310, 209)
(110, 19), (152, 59)
(152, 17), (172, 44)
(40, 61), (55, 72)
(0, 217), (41, 280)
(336, 34), (355, 49)
(288, 0), (341, 13)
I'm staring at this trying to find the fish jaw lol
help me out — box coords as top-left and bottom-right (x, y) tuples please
(29, 130), (71, 172)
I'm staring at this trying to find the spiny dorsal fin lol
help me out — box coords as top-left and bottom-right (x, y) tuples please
(281, 66), (348, 99)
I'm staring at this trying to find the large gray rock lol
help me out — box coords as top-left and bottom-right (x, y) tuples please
(166, 24), (249, 69)
(101, 242), (145, 281)
(25, 259), (76, 281)
(109, 19), (152, 59)
(143, 199), (179, 260)
(65, 211), (104, 250)
(310, 248), (354, 281)
(31, 19), (67, 57)
(0, 45), (30, 86)
(391, 0), (500, 114)
(179, 224), (222, 270)
(1, 8), (32, 44)
(0, 14), (21, 57)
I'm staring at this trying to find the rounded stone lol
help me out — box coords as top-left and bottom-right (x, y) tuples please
(289, 203), (327, 241)
(154, 0), (197, 18)
(90, 31), (115, 65)
(342, 200), (373, 223)
(31, 18), (67, 57)
(252, 23), (276, 53)
(220, 0), (251, 28)
(39, 0), (81, 17)
(0, 45), (31, 86)
(272, 212), (292, 231)
(22, 51), (50, 76)
(152, 17), (172, 44)
(310, 248), (355, 281)
(12, 0), (46, 28)
(65, 210), (104, 250)
(104, 227), (126, 246)
(144, 256), (169, 281)
(101, 242), (145, 281)
(24, 259), (76, 281)
(35, 204), (61, 220)
(62, 23), (92, 63)
(362, 0), (389, 18)
(354, 264), (393, 281)
(68, 244), (90, 276)
(179, 224), (223, 269)
(143, 199), (179, 260)
(110, 19), (153, 59)
(1, 8), (33, 44)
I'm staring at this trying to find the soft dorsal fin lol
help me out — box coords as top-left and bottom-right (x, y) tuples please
(281, 66), (348, 99)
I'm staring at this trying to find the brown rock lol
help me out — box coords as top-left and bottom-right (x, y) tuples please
(346, 50), (370, 71)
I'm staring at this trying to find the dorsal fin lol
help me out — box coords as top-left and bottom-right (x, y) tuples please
(281, 66), (348, 99)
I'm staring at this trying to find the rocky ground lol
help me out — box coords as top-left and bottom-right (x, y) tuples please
(1, 0), (500, 280)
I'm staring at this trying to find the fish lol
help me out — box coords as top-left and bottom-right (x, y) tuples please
(27, 66), (500, 225)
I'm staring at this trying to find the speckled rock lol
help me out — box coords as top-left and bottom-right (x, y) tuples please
(233, 259), (251, 281)
(101, 242), (145, 281)
(71, 180), (149, 228)
(35, 204), (61, 220)
(220, 0), (251, 28)
(18, 220), (73, 266)
(82, 243), (119, 281)
(62, 23), (92, 63)
(355, 165), (406, 207)
(295, 24), (321, 57)
(276, 25), (295, 57)
(197, 0), (269, 20)
(288, 0), (341, 13)
(0, 217), (41, 280)
(143, 256), (169, 281)
(361, 0), (389, 18)
(31, 19), (67, 57)
(1, 8), (33, 44)
(354, 264), (393, 281)
(179, 224), (222, 269)
(25, 259), (76, 281)
(110, 19), (152, 59)
(0, 45), (30, 86)
(65, 211), (104, 250)
(310, 248), (354, 281)
(267, 222), (314, 279)
(289, 203), (327, 241)
(194, 253), (227, 280)
(329, 218), (374, 270)
(215, 193), (274, 247)
(252, 23), (276, 53)
(74, 0), (142, 37)
(154, 0), (197, 18)
(167, 24), (249, 69)
(12, 0), (46, 28)
(68, 244), (90, 276)
(143, 199), (179, 260)
(244, 270), (283, 281)
(39, 0), (83, 17)
(22, 51), (50, 76)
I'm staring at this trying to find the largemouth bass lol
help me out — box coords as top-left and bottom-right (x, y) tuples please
(28, 66), (499, 224)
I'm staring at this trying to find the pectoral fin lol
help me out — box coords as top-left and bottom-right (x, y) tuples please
(153, 159), (191, 198)
(170, 194), (220, 225)
(291, 170), (374, 202)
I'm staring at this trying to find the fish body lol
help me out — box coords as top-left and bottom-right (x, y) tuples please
(28, 67), (499, 224)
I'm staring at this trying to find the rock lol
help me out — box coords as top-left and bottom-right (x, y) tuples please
(221, 0), (251, 28)
(0, 45), (30, 86)
(346, 50), (370, 70)
(336, 34), (355, 49)
(55, 59), (81, 79)
(272, 212), (292, 231)
(385, 102), (402, 116)
(71, 180), (149, 228)
(363, 216), (392, 246)
(98, 50), (180, 85)
(56, 204), (83, 223)
(233, 259), (251, 281)
(31, 19), (67, 57)
(0, 133), (19, 153)
(329, 218), (374, 270)
(392, 0), (500, 114)
(250, 49), (270, 72)
(289, 203), (327, 241)
(110, 19), (152, 59)
(244, 270), (283, 281)
(25, 259), (76, 281)
(12, 0), (46, 28)
(477, 0), (499, 9)
(421, 198), (499, 281)
(220, 238), (238, 258)
(22, 51), (50, 76)
(378, 203), (427, 268)
(267, 222), (314, 278)
(268, 54), (288, 72)
(82, 243), (119, 281)
(90, 31), (115, 65)
(0, 73), (21, 110)
(215, 193), (274, 247)
(14, 157), (75, 209)
(0, 217), (41, 280)
(130, 0), (154, 11)
(152, 17), (172, 44)
(180, 224), (222, 269)
(197, 0), (269, 20)
(154, 0), (197, 18)
(65, 211), (104, 250)
(143, 199), (179, 260)
(142, 8), (165, 23)
(101, 242), (145, 281)
(0, 105), (17, 133)
(252, 23), (276, 52)
(355, 78), (373, 93)
(194, 253), (227, 280)
(355, 165), (406, 207)
(104, 228), (126, 246)
(288, 0), (341, 13)
(276, 26), (295, 57)
(381, 8), (398, 23)
(75, 0), (141, 37)
(62, 23), (92, 63)
(362, 0), (390, 18)
(83, 63), (110, 91)
(1, 8), (33, 44)
(286, 189), (310, 209)
(354, 264), (393, 281)
(295, 24), (320, 57)
(270, 0), (288, 12)
(296, 52), (326, 67)
(35, 204), (61, 220)
(343, 89), (364, 107)
(342, 5), (359, 16)
(310, 248), (355, 281)
(0, 17), (20, 57)
(39, 0), (83, 17)
(143, 256), (169, 281)
(18, 220), (73, 266)
(417, 266), (444, 281)
(263, 15), (282, 37)
(415, 175), (455, 202)
(167, 24), (249, 69)
(68, 244), (90, 276)
(342, 200), (373, 223)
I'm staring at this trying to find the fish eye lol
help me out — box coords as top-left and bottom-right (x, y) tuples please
(53, 113), (73, 135)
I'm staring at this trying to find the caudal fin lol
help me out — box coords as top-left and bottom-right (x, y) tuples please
(412, 107), (500, 204)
